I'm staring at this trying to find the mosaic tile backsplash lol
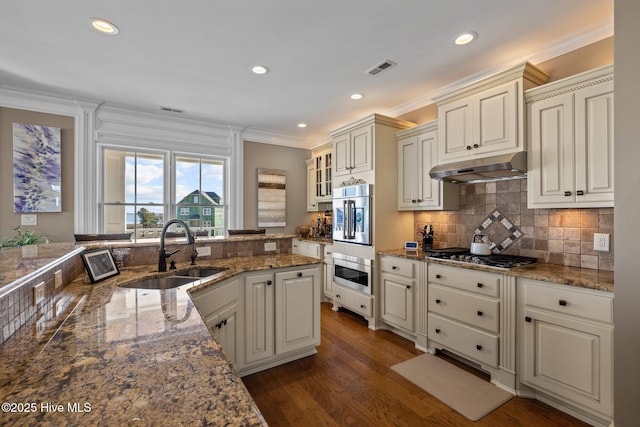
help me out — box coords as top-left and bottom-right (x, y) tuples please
(415, 179), (614, 271)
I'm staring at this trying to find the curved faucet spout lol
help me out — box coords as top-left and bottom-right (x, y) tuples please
(158, 219), (195, 272)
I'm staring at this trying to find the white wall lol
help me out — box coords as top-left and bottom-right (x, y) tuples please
(614, 0), (640, 425)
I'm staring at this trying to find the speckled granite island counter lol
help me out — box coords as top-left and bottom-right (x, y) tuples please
(0, 250), (322, 426)
(378, 248), (614, 292)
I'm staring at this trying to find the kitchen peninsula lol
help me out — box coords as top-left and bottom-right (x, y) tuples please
(0, 234), (322, 426)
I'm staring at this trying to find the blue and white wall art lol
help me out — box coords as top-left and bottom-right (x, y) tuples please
(12, 123), (62, 213)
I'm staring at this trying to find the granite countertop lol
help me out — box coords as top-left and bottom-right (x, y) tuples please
(0, 253), (322, 426)
(294, 236), (333, 245)
(378, 248), (614, 293)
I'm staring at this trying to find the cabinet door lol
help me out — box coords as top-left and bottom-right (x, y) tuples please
(381, 274), (414, 331)
(417, 129), (441, 208)
(475, 80), (519, 155)
(397, 136), (418, 209)
(528, 92), (575, 207)
(306, 160), (317, 211)
(324, 261), (334, 298)
(211, 302), (240, 367)
(575, 81), (614, 206)
(244, 273), (275, 365)
(275, 268), (321, 354)
(333, 132), (351, 176)
(522, 308), (613, 417)
(439, 97), (473, 161)
(350, 125), (373, 174)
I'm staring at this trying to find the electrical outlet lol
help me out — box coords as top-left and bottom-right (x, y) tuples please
(33, 281), (45, 306)
(196, 246), (211, 256)
(264, 242), (277, 251)
(54, 270), (63, 289)
(594, 233), (610, 252)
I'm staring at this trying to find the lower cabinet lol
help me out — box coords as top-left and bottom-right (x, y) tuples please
(242, 266), (321, 375)
(191, 264), (322, 377)
(518, 278), (614, 425)
(379, 255), (418, 332)
(190, 277), (241, 367)
(332, 284), (374, 321)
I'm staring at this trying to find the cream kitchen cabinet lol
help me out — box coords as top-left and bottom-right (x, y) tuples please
(331, 113), (414, 180)
(518, 278), (613, 426)
(241, 265), (321, 376)
(426, 263), (518, 391)
(332, 284), (374, 324)
(292, 238), (323, 259)
(323, 244), (334, 299)
(396, 121), (458, 211)
(379, 255), (417, 332)
(306, 144), (333, 211)
(306, 159), (317, 211)
(190, 277), (241, 367)
(527, 65), (614, 208)
(433, 62), (548, 163)
(333, 123), (373, 177)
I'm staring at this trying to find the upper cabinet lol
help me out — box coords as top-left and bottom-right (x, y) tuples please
(396, 121), (458, 211)
(331, 114), (414, 179)
(433, 62), (549, 163)
(526, 65), (614, 208)
(333, 123), (374, 177)
(307, 143), (332, 211)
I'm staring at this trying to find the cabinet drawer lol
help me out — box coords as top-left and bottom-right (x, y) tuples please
(428, 313), (499, 368)
(428, 264), (500, 297)
(324, 244), (333, 260)
(428, 284), (500, 333)
(334, 284), (373, 317)
(379, 256), (416, 279)
(191, 278), (240, 317)
(522, 280), (613, 324)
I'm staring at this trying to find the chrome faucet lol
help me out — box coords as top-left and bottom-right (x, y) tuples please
(158, 219), (196, 272)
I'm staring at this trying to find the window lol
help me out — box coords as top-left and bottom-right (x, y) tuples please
(175, 156), (225, 237)
(101, 148), (226, 240)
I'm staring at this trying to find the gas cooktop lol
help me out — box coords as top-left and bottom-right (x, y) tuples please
(426, 247), (537, 269)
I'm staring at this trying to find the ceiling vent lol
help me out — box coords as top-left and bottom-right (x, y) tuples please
(161, 106), (184, 114)
(365, 59), (397, 76)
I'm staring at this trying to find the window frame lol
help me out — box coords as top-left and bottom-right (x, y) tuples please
(98, 145), (228, 241)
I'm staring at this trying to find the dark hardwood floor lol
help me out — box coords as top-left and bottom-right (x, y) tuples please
(242, 302), (590, 426)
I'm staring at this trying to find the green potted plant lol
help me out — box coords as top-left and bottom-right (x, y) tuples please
(0, 226), (50, 249)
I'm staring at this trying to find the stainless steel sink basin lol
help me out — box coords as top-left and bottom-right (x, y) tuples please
(172, 267), (228, 278)
(119, 276), (195, 290)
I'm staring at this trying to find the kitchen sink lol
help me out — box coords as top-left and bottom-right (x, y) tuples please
(172, 267), (228, 278)
(119, 276), (195, 290)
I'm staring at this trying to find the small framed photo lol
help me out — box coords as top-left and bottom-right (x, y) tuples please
(81, 248), (120, 284)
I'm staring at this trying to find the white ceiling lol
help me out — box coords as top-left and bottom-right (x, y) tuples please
(0, 1), (613, 148)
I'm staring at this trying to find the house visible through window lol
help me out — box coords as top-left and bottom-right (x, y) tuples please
(101, 148), (226, 240)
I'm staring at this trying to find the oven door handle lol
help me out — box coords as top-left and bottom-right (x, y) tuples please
(342, 200), (349, 240)
(347, 199), (356, 239)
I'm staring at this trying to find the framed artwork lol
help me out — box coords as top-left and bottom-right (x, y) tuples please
(257, 168), (286, 227)
(13, 123), (62, 213)
(81, 248), (120, 284)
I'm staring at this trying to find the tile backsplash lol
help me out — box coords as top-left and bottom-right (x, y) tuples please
(415, 179), (614, 271)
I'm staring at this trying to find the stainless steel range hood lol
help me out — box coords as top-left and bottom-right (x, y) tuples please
(429, 151), (527, 184)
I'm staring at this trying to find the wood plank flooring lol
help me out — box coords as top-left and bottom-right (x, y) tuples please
(242, 302), (590, 427)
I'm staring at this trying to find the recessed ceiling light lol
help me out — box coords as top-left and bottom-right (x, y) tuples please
(297, 123), (307, 128)
(454, 32), (477, 45)
(91, 18), (119, 35)
(350, 93), (364, 100)
(251, 65), (269, 75)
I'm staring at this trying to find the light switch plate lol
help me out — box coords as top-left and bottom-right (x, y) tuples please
(21, 214), (37, 226)
(264, 242), (277, 251)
